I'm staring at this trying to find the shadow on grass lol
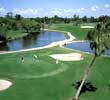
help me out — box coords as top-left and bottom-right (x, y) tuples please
(108, 84), (110, 90)
(72, 80), (97, 96)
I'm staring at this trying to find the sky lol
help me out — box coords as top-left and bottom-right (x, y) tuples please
(0, 0), (110, 18)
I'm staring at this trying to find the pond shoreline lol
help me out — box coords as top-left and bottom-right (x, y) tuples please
(64, 41), (110, 57)
(0, 30), (76, 54)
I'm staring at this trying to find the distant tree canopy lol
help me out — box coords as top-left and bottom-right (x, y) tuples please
(0, 12), (42, 40)
(98, 15), (110, 23)
(21, 19), (41, 33)
(0, 12), (110, 41)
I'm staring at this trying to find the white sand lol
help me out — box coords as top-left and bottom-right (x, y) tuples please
(0, 80), (12, 91)
(80, 26), (94, 28)
(50, 53), (83, 61)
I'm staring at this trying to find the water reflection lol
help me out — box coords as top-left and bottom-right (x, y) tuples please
(65, 41), (110, 55)
(0, 31), (65, 51)
(0, 42), (9, 51)
(22, 32), (39, 48)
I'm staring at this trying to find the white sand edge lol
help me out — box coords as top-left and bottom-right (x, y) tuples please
(0, 30), (75, 54)
(50, 53), (83, 61)
(0, 80), (12, 91)
(80, 26), (94, 28)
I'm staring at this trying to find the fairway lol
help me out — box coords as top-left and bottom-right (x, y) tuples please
(0, 51), (69, 79)
(0, 47), (80, 100)
(0, 46), (110, 100)
(0, 0), (110, 99)
(48, 24), (91, 40)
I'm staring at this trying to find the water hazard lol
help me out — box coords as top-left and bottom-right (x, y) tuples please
(0, 31), (65, 51)
(65, 41), (110, 55)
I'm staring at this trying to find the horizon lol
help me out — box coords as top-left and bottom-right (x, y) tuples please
(0, 0), (110, 18)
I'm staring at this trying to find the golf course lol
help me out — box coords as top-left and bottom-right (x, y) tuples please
(0, 23), (110, 100)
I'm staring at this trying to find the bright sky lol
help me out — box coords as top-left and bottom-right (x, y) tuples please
(0, 0), (110, 17)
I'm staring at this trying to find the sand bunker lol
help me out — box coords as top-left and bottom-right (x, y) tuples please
(0, 80), (12, 91)
(50, 53), (83, 61)
(80, 26), (94, 28)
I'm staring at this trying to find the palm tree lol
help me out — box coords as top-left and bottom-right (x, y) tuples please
(73, 22), (110, 100)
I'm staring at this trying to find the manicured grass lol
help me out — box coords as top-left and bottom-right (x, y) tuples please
(48, 23), (93, 40)
(0, 46), (110, 100)
(6, 30), (28, 40)
(0, 23), (109, 100)
(6, 23), (92, 40)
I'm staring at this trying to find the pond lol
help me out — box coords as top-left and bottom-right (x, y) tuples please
(0, 31), (65, 51)
(65, 41), (110, 55)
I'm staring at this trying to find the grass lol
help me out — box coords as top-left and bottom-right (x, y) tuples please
(6, 30), (28, 40)
(0, 23), (110, 100)
(48, 23), (93, 40)
(0, 46), (110, 100)
(6, 23), (93, 40)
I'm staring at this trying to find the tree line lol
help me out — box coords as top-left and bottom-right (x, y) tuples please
(0, 12), (41, 36)
(0, 12), (110, 41)
(36, 14), (110, 24)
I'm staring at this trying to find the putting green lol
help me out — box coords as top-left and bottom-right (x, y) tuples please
(0, 56), (69, 79)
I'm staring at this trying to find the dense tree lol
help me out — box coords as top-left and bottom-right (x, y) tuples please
(0, 13), (42, 41)
(64, 17), (71, 23)
(44, 16), (50, 24)
(5, 12), (13, 19)
(21, 19), (41, 33)
(98, 15), (110, 23)
(72, 15), (82, 26)
(15, 14), (23, 20)
(0, 21), (7, 42)
(0, 17), (8, 37)
(73, 22), (110, 100)
(0, 12), (110, 42)
(73, 15), (79, 21)
(35, 17), (41, 23)
(82, 16), (87, 23)
(90, 16), (95, 23)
